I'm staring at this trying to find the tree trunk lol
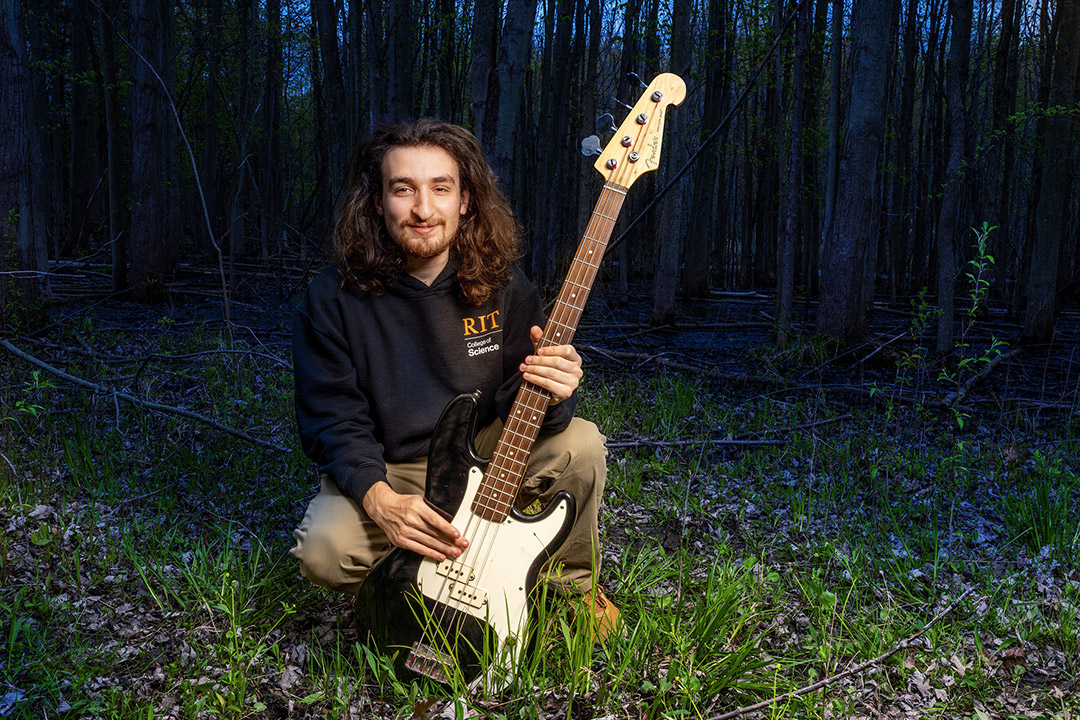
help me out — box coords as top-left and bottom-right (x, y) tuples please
(98, 0), (126, 291)
(685, 0), (729, 297)
(68, 0), (97, 255)
(651, 0), (692, 324)
(364, 0), (390, 126)
(313, 0), (349, 196)
(1, 0), (48, 328)
(201, 0), (222, 262)
(1021, 0), (1079, 343)
(886, 0), (919, 299)
(821, 0), (843, 246)
(128, 0), (179, 302)
(470, 0), (499, 149)
(491, 0), (539, 215)
(934, 0), (972, 355)
(261, 0), (283, 258)
(387, 0), (415, 118)
(817, 0), (894, 342)
(778, 0), (810, 346)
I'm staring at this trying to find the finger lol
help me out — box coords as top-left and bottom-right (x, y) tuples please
(394, 519), (467, 561)
(537, 343), (580, 363)
(530, 325), (543, 348)
(522, 367), (579, 403)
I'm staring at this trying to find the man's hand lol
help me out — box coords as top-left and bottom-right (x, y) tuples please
(521, 325), (583, 405)
(362, 482), (468, 561)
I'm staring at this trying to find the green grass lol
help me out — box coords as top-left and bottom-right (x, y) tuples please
(2, 314), (1080, 719)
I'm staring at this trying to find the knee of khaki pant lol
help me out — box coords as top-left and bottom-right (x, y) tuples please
(290, 476), (388, 593)
(291, 521), (373, 592)
(532, 418), (607, 494)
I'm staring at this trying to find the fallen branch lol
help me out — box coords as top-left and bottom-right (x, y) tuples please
(705, 586), (977, 720)
(1, 338), (289, 453)
(578, 344), (779, 385)
(947, 348), (1023, 408)
(606, 437), (783, 449)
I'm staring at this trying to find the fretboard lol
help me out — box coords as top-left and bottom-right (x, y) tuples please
(472, 182), (628, 522)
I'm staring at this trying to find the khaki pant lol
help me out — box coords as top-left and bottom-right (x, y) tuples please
(290, 417), (607, 595)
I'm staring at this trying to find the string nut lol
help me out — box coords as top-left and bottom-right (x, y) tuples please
(651, 91), (663, 103)
(628, 151), (640, 162)
(636, 113), (648, 125)
(606, 158), (618, 169)
(621, 136), (632, 147)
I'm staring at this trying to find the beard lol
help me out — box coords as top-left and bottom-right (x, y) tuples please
(396, 230), (453, 259)
(389, 216), (459, 260)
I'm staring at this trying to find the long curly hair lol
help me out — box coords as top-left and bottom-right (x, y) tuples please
(334, 119), (520, 306)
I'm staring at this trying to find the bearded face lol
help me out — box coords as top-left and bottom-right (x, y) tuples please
(376, 145), (470, 265)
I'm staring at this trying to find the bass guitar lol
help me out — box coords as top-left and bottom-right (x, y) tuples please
(354, 73), (686, 688)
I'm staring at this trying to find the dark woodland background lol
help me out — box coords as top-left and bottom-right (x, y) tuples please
(1, 0), (1078, 346)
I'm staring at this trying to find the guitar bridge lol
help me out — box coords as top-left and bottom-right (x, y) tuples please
(406, 642), (453, 683)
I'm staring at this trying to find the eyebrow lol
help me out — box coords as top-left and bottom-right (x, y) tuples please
(386, 174), (458, 186)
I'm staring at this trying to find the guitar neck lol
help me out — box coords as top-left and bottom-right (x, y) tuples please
(473, 182), (628, 521)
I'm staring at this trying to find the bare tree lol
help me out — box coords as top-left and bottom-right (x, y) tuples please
(934, 0), (972, 354)
(1022, 0), (1079, 343)
(778, 0), (811, 346)
(817, 0), (896, 341)
(651, 0), (693, 323)
(128, 0), (179, 301)
(2, 0), (49, 326)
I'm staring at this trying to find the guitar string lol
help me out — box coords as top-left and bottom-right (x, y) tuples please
(409, 142), (640, 674)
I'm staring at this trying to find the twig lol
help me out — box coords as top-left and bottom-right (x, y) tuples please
(1, 339), (288, 453)
(705, 586), (977, 720)
(0, 450), (21, 506)
(606, 437), (783, 449)
(947, 348), (1023, 408)
(737, 413), (853, 438)
(577, 344), (777, 385)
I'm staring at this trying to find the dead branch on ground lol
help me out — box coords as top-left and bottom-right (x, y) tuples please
(1, 338), (288, 453)
(705, 586), (977, 720)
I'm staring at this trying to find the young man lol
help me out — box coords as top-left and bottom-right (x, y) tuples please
(290, 119), (618, 639)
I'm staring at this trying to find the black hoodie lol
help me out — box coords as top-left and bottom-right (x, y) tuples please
(292, 261), (577, 503)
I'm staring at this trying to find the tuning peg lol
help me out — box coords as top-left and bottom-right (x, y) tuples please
(580, 135), (603, 157)
(610, 97), (633, 112)
(595, 113), (617, 134)
(626, 72), (649, 90)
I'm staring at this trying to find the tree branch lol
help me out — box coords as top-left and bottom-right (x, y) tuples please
(1, 339), (289, 453)
(706, 586), (977, 720)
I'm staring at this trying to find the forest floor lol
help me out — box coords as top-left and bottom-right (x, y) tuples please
(2, 263), (1079, 719)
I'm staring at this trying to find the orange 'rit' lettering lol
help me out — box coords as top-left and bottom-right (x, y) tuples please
(463, 310), (501, 336)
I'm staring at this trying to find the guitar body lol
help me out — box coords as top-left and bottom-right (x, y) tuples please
(354, 393), (576, 687)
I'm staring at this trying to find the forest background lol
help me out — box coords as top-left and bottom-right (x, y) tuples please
(1, 0), (1078, 341)
(2, 0), (1080, 717)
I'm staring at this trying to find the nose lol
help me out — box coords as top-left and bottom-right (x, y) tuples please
(412, 190), (433, 220)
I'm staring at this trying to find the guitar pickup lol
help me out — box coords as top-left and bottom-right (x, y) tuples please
(447, 582), (487, 609)
(436, 558), (476, 583)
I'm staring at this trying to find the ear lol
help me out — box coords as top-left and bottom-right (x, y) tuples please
(374, 191), (384, 216)
(459, 189), (470, 217)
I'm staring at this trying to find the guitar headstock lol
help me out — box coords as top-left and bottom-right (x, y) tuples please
(594, 73), (686, 189)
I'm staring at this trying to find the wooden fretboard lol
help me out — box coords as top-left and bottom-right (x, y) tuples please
(472, 182), (628, 522)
